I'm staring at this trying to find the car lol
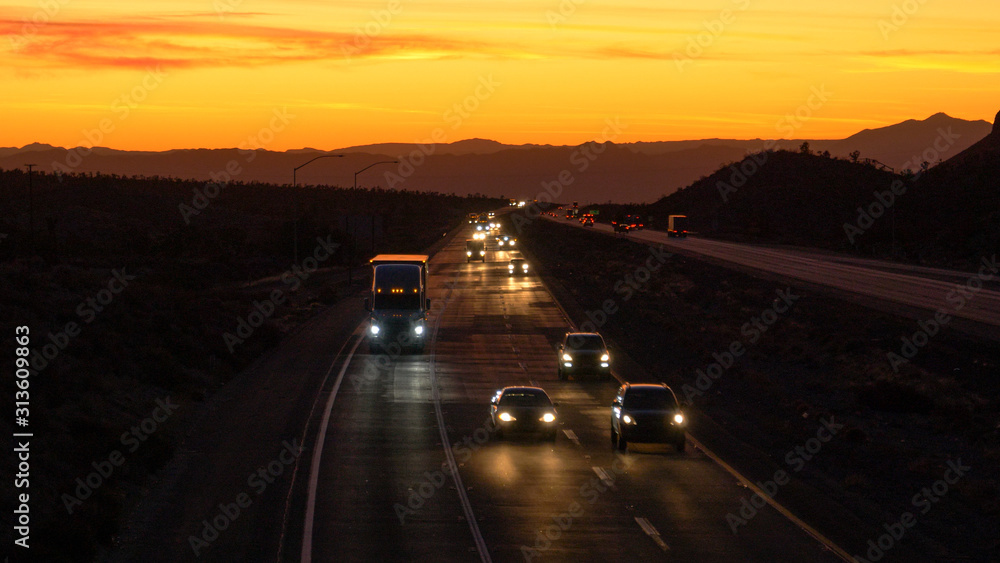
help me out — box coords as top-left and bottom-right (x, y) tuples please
(583, 218), (594, 227)
(508, 258), (528, 276)
(610, 383), (687, 452)
(557, 332), (611, 380)
(489, 386), (559, 441)
(496, 234), (517, 247)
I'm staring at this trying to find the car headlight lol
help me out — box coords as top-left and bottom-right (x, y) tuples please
(466, 251), (472, 256)
(414, 325), (424, 336)
(479, 250), (485, 255)
(369, 324), (380, 335)
(498, 240), (504, 246)
(499, 412), (515, 422)
(541, 413), (556, 423)
(562, 353), (572, 362)
(622, 414), (635, 425)
(510, 241), (515, 246)
(673, 413), (685, 424)
(600, 353), (610, 362)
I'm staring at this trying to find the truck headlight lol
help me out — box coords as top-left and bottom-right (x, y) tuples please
(601, 353), (610, 362)
(414, 325), (424, 336)
(466, 251), (472, 256)
(479, 250), (485, 255)
(622, 414), (635, 425)
(370, 324), (380, 336)
(562, 353), (572, 362)
(509, 241), (515, 246)
(673, 413), (685, 424)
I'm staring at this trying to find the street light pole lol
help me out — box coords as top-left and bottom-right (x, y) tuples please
(25, 164), (36, 255)
(292, 154), (344, 264)
(353, 160), (398, 254)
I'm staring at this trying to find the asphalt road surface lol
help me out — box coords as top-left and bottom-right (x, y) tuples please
(544, 216), (1000, 331)
(302, 232), (844, 562)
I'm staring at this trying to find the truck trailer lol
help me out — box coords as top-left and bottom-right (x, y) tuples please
(364, 255), (431, 353)
(667, 215), (688, 238)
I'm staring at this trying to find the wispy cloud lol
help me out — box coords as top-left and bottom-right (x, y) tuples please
(1, 15), (507, 69)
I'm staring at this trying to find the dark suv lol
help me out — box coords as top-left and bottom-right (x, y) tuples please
(557, 332), (611, 380)
(610, 383), (686, 452)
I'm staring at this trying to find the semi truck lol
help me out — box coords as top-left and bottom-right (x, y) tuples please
(364, 255), (431, 353)
(667, 215), (688, 238)
(466, 239), (486, 262)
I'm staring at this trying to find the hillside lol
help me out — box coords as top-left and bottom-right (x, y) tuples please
(643, 150), (902, 251)
(0, 113), (990, 204)
(595, 115), (998, 268)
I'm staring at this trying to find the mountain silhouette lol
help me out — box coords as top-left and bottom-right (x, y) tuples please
(0, 113), (991, 204)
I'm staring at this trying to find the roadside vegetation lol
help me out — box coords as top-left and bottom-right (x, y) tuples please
(0, 168), (503, 562)
(518, 217), (1000, 560)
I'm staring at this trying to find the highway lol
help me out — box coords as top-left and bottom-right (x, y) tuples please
(543, 216), (1000, 331)
(301, 232), (844, 562)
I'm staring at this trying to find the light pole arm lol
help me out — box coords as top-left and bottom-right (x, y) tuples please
(291, 154), (344, 263)
(353, 160), (398, 189)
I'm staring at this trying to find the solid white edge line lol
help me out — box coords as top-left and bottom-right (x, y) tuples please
(429, 275), (493, 563)
(539, 216), (856, 561)
(687, 435), (855, 562)
(299, 328), (365, 563)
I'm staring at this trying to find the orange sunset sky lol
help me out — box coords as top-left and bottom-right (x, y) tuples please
(1, 0), (997, 151)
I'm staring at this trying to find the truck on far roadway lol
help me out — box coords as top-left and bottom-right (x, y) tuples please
(466, 239), (486, 262)
(364, 255), (431, 353)
(667, 215), (688, 238)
